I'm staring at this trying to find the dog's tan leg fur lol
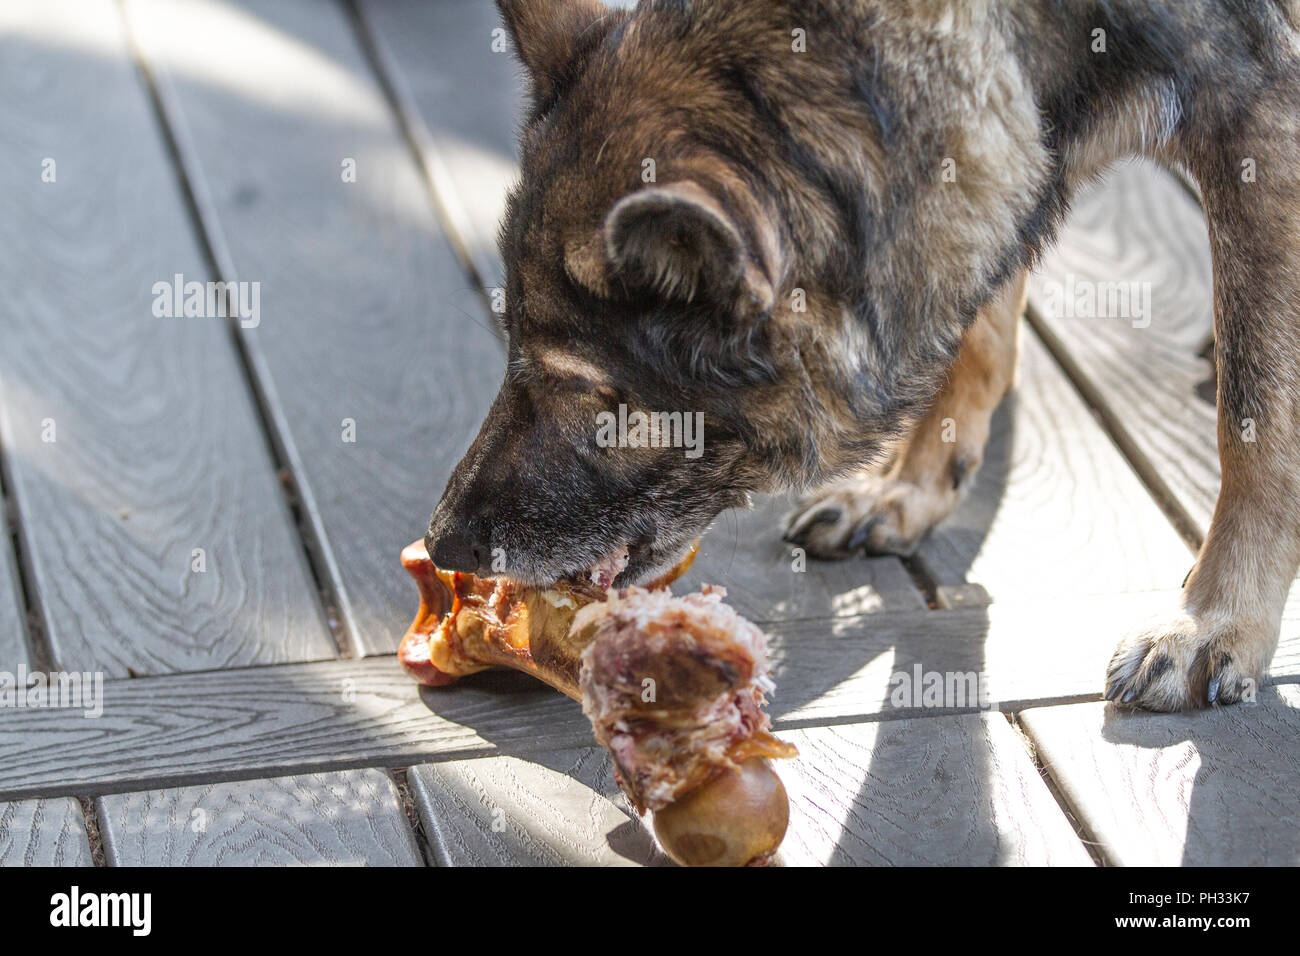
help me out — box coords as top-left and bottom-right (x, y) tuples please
(1106, 89), (1300, 710)
(784, 271), (1026, 557)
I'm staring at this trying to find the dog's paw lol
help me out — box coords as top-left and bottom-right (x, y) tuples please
(1105, 613), (1265, 711)
(781, 472), (960, 559)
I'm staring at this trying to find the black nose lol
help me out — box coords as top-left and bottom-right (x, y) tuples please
(425, 525), (488, 574)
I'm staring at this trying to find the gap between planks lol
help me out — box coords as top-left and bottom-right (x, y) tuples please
(347, 0), (505, 327)
(0, 452), (46, 673)
(114, 0), (356, 660)
(1004, 712), (1108, 867)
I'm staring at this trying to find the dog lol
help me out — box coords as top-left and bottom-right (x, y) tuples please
(426, 0), (1300, 713)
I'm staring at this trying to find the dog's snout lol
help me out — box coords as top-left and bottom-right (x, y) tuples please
(425, 516), (490, 574)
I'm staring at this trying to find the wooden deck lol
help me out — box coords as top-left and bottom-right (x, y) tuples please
(0, 0), (1297, 867)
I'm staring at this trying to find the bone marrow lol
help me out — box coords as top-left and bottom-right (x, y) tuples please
(397, 539), (796, 866)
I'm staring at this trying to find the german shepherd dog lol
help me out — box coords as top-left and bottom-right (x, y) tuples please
(426, 0), (1300, 712)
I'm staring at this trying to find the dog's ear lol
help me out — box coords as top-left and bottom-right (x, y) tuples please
(601, 181), (776, 320)
(496, 0), (612, 105)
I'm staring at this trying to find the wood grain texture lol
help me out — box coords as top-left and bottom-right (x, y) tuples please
(914, 332), (1193, 602)
(410, 715), (1089, 867)
(357, 0), (525, 293)
(776, 716), (1091, 866)
(0, 657), (593, 802)
(1022, 685), (1300, 866)
(1027, 161), (1218, 535)
(0, 532), (29, 672)
(97, 769), (423, 866)
(123, 0), (503, 656)
(9, 587), (1300, 800)
(410, 749), (669, 866)
(0, 0), (334, 676)
(0, 797), (93, 866)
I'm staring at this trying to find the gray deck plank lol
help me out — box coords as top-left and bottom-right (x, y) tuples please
(5, 589), (1298, 801)
(0, 657), (592, 802)
(0, 0), (334, 676)
(357, 0), (525, 292)
(413, 715), (1090, 867)
(97, 769), (422, 866)
(766, 585), (1300, 727)
(1022, 686), (1300, 866)
(410, 749), (669, 866)
(0, 797), (93, 866)
(123, 0), (502, 656)
(776, 715), (1091, 866)
(1027, 161), (1217, 535)
(768, 590), (1164, 724)
(914, 332), (1193, 604)
(0, 531), (28, 672)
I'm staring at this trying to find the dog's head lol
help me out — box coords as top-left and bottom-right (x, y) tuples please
(426, 0), (962, 586)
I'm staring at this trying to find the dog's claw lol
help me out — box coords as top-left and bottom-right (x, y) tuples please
(783, 469), (961, 560)
(1106, 616), (1263, 712)
(1105, 653), (1140, 705)
(846, 515), (883, 553)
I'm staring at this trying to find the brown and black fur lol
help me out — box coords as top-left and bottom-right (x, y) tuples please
(427, 0), (1300, 712)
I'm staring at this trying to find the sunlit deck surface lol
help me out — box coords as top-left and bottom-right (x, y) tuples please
(1, 0), (1297, 866)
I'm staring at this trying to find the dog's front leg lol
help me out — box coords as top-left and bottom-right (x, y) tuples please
(783, 270), (1026, 558)
(1107, 110), (1300, 710)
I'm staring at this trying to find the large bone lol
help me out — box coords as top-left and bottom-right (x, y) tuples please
(397, 540), (797, 866)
